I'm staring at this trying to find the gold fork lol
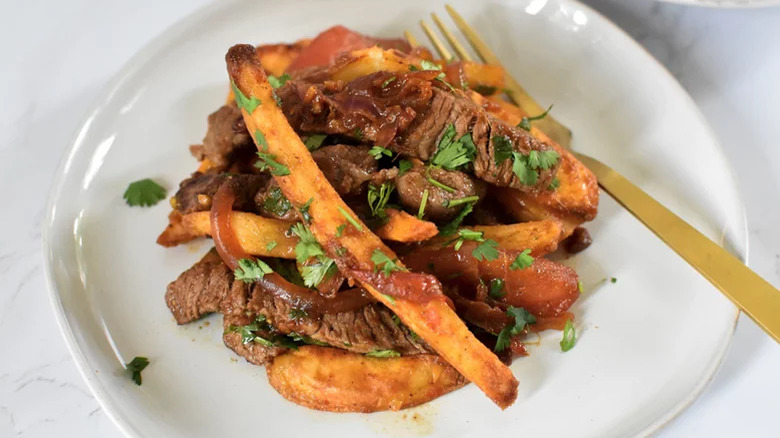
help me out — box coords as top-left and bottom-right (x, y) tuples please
(409, 5), (780, 344)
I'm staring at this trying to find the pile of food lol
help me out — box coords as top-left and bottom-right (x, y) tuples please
(157, 25), (599, 412)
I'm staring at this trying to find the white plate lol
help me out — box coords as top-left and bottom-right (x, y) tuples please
(44, 0), (746, 437)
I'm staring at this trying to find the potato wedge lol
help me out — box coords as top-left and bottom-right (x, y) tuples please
(426, 220), (563, 257)
(227, 44), (518, 409)
(256, 39), (311, 77)
(469, 93), (599, 237)
(267, 346), (467, 412)
(157, 210), (199, 247)
(374, 209), (438, 243)
(180, 211), (297, 259)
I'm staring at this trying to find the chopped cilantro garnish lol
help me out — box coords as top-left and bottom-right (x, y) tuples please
(123, 178), (167, 207)
(494, 307), (537, 353)
(371, 250), (406, 277)
(577, 280), (584, 293)
(299, 198), (313, 224)
(381, 293), (396, 304)
(337, 206), (363, 231)
(304, 134), (327, 151)
(427, 175), (456, 193)
(268, 73), (291, 89)
(234, 258), (273, 283)
(560, 319), (576, 352)
(381, 76), (396, 88)
(493, 135), (514, 166)
(431, 124), (476, 170)
(391, 314), (401, 326)
(417, 189), (429, 219)
(398, 159), (413, 176)
(262, 186), (292, 217)
(509, 249), (534, 270)
(126, 356), (149, 386)
(446, 195), (479, 208)
(368, 182), (395, 219)
(369, 145), (393, 160)
(335, 224), (346, 237)
(266, 241), (278, 251)
(231, 80), (261, 114)
(227, 315), (270, 344)
(411, 60), (455, 91)
(290, 223), (325, 263)
(489, 278), (506, 299)
(289, 308), (308, 320)
(288, 332), (328, 346)
(444, 228), (485, 251)
(353, 127), (364, 139)
(548, 177), (561, 191)
(438, 202), (474, 237)
(517, 105), (552, 132)
(301, 256), (337, 288)
(528, 150), (560, 170)
(254, 130), (290, 176)
(511, 152), (538, 185)
(611, 277), (617, 283)
(472, 239), (499, 261)
(365, 349), (401, 358)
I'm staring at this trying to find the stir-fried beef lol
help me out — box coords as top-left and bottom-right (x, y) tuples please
(166, 250), (430, 362)
(396, 164), (486, 221)
(277, 71), (558, 192)
(310, 144), (377, 196)
(190, 104), (254, 168)
(223, 314), (288, 365)
(174, 172), (268, 215)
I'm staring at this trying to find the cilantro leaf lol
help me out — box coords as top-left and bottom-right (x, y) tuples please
(231, 80), (261, 114)
(517, 105), (552, 131)
(288, 308), (308, 320)
(438, 202), (474, 237)
(510, 249), (534, 270)
(371, 250), (406, 277)
(381, 76), (396, 88)
(126, 356), (149, 386)
(368, 182), (395, 219)
(290, 223), (325, 263)
(577, 280), (584, 293)
(527, 150), (560, 170)
(419, 60), (441, 71)
(446, 195), (479, 208)
(443, 228), (484, 251)
(123, 179), (166, 207)
(427, 175), (456, 193)
(492, 135), (514, 166)
(494, 306), (537, 353)
(268, 73), (291, 89)
(262, 186), (292, 217)
(560, 319), (576, 351)
(548, 177), (561, 191)
(369, 146), (393, 160)
(337, 206), (363, 231)
(301, 256), (337, 288)
(472, 239), (499, 261)
(299, 198), (313, 224)
(511, 152), (538, 186)
(288, 332), (328, 346)
(398, 159), (413, 176)
(488, 278), (506, 299)
(234, 258), (273, 283)
(353, 127), (364, 139)
(365, 349), (401, 358)
(266, 241), (277, 251)
(253, 130), (290, 176)
(335, 224), (346, 237)
(611, 277), (617, 283)
(304, 134), (327, 151)
(431, 124), (476, 170)
(417, 189), (429, 219)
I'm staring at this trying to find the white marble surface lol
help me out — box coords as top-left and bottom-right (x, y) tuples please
(0, 0), (777, 436)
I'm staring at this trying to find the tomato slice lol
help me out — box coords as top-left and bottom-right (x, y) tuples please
(287, 25), (410, 71)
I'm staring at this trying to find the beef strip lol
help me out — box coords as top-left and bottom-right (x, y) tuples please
(222, 314), (288, 366)
(166, 249), (431, 360)
(254, 180), (299, 221)
(173, 172), (269, 215)
(190, 104), (254, 168)
(396, 164), (486, 221)
(310, 144), (377, 196)
(277, 71), (558, 192)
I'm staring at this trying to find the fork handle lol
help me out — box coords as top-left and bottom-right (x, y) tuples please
(574, 152), (780, 343)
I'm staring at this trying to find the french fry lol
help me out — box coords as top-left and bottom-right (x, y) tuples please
(426, 220), (563, 257)
(181, 211), (297, 259)
(267, 346), (467, 413)
(227, 44), (518, 409)
(256, 39), (311, 77)
(374, 209), (438, 243)
(157, 210), (199, 247)
(469, 92), (599, 237)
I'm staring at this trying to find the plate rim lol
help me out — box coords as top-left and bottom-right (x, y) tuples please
(42, 0), (746, 436)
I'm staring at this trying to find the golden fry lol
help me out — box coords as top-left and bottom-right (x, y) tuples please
(226, 44), (518, 409)
(426, 220), (563, 256)
(374, 209), (439, 243)
(267, 346), (467, 413)
(181, 211), (297, 259)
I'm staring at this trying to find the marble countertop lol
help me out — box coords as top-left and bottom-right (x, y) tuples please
(1, 1), (778, 436)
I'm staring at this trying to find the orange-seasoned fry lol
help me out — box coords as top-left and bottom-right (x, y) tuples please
(157, 210), (199, 247)
(256, 39), (311, 77)
(469, 92), (599, 237)
(267, 346), (467, 413)
(226, 44), (518, 409)
(181, 211), (297, 259)
(374, 209), (439, 243)
(426, 220), (563, 257)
